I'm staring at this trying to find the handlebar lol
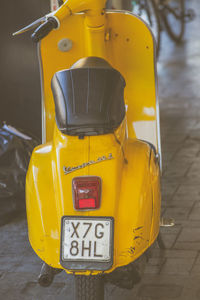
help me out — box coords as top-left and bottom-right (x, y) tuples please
(13, 0), (106, 42)
(31, 17), (58, 43)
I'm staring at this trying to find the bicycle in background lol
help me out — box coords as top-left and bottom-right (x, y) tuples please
(109, 0), (195, 57)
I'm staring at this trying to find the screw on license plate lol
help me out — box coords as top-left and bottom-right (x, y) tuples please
(106, 222), (109, 225)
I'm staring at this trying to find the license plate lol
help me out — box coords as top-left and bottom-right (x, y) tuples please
(61, 217), (113, 262)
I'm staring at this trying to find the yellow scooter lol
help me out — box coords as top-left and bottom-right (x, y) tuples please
(14, 0), (162, 298)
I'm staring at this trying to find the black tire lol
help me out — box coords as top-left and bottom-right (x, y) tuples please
(132, 0), (161, 58)
(75, 275), (104, 300)
(161, 0), (185, 42)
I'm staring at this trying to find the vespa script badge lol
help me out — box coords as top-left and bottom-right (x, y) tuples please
(63, 153), (114, 175)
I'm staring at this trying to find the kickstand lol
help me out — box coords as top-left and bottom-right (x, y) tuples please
(38, 263), (63, 287)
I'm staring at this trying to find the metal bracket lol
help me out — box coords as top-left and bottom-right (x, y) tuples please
(160, 217), (175, 227)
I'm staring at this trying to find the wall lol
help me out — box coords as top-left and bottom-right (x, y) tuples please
(0, 1), (50, 138)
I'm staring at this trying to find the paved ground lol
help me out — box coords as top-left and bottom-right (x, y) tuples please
(1, 1), (200, 299)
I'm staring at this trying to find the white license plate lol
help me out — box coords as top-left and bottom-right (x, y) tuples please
(61, 217), (113, 262)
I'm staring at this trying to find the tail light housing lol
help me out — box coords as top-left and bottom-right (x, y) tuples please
(72, 176), (101, 210)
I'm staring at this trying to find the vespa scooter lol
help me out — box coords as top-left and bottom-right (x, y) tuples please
(13, 0), (162, 298)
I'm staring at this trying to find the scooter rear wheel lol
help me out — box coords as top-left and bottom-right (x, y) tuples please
(75, 275), (104, 300)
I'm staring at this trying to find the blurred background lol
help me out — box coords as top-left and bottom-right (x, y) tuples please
(0, 0), (50, 139)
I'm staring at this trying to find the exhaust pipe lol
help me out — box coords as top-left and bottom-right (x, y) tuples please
(38, 263), (62, 287)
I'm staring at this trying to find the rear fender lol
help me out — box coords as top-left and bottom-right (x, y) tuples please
(114, 139), (160, 268)
(26, 138), (160, 272)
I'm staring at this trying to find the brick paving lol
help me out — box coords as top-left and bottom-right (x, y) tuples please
(0, 1), (200, 299)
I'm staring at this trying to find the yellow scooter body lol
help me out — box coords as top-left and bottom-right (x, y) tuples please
(26, 11), (161, 275)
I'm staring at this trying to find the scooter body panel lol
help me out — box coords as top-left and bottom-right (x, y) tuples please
(26, 9), (161, 275)
(39, 11), (160, 154)
(26, 123), (161, 274)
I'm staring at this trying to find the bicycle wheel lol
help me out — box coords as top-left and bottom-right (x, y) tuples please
(161, 0), (185, 42)
(132, 0), (161, 57)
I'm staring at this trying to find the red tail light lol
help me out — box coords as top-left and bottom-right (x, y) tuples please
(72, 177), (101, 210)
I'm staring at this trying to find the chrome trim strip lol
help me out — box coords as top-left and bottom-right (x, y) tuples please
(37, 43), (46, 144)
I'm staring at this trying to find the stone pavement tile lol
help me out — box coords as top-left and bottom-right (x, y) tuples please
(177, 228), (200, 242)
(171, 156), (197, 166)
(51, 270), (68, 284)
(138, 284), (183, 299)
(178, 120), (199, 131)
(190, 253), (200, 275)
(162, 141), (178, 148)
(187, 164), (200, 177)
(188, 159), (200, 169)
(39, 274), (74, 300)
(189, 201), (200, 220)
(161, 193), (192, 208)
(150, 249), (197, 259)
(191, 263), (200, 275)
(162, 207), (192, 221)
(0, 222), (30, 257)
(14, 259), (42, 274)
(174, 146), (200, 157)
(172, 193), (200, 202)
(174, 241), (200, 251)
(180, 176), (200, 185)
(163, 165), (190, 179)
(104, 283), (116, 299)
(166, 199), (196, 208)
(160, 198), (168, 208)
(168, 226), (200, 250)
(160, 258), (195, 275)
(192, 121), (200, 130)
(45, 290), (74, 300)
(162, 134), (182, 143)
(171, 141), (196, 153)
(179, 275), (200, 300)
(157, 234), (177, 249)
(176, 219), (200, 229)
(193, 253), (200, 264)
(0, 271), (71, 300)
(189, 129), (200, 140)
(175, 184), (200, 196)
(12, 249), (42, 274)
(136, 273), (194, 300)
(161, 181), (178, 198)
(0, 289), (33, 300)
(0, 255), (23, 272)
(144, 258), (166, 275)
(160, 225), (181, 235)
(0, 271), (36, 293)
(0, 240), (29, 256)
(105, 283), (138, 300)
(21, 281), (66, 296)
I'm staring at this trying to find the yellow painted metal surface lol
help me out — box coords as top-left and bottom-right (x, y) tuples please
(54, 0), (107, 27)
(26, 6), (161, 275)
(26, 123), (161, 274)
(40, 11), (158, 148)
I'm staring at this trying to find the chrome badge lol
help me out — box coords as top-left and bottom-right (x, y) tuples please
(63, 153), (114, 175)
